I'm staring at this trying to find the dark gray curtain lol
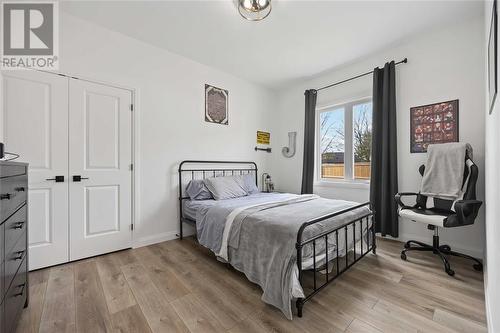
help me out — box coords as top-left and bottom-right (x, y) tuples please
(301, 89), (317, 194)
(370, 61), (399, 237)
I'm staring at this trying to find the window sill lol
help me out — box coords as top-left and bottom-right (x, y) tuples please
(314, 179), (370, 190)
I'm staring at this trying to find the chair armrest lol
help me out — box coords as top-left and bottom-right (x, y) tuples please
(454, 200), (482, 226)
(395, 192), (419, 209)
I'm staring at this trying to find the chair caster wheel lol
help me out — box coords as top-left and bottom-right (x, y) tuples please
(473, 264), (483, 271)
(404, 243), (410, 249)
(446, 268), (455, 276)
(401, 252), (407, 260)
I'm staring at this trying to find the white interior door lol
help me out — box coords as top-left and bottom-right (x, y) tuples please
(68, 78), (132, 261)
(1, 70), (69, 270)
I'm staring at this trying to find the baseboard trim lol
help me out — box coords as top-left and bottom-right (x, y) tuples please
(484, 265), (495, 333)
(132, 226), (196, 249)
(485, 287), (494, 333)
(133, 231), (178, 248)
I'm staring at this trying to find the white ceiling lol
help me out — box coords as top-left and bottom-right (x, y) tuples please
(61, 1), (484, 88)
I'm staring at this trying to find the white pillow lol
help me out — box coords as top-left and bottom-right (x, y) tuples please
(204, 176), (248, 200)
(237, 174), (259, 194)
(185, 179), (213, 200)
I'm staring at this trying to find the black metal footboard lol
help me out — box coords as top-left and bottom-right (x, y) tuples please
(295, 202), (375, 317)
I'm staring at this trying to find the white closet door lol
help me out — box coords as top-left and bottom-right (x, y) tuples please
(2, 71), (69, 270)
(68, 79), (132, 261)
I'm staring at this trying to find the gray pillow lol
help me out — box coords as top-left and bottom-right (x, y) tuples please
(185, 179), (213, 200)
(204, 176), (248, 200)
(238, 174), (259, 194)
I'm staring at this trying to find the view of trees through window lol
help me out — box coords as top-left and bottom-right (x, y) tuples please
(320, 101), (372, 180)
(320, 108), (345, 178)
(353, 103), (372, 179)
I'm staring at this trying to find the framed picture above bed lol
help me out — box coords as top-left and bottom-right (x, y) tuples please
(489, 0), (498, 114)
(205, 84), (229, 125)
(410, 99), (459, 153)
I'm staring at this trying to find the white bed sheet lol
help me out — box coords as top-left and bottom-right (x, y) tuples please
(183, 199), (218, 220)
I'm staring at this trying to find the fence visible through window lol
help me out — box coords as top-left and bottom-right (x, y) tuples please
(321, 162), (371, 179)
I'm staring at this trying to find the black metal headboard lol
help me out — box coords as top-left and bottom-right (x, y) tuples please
(178, 160), (258, 239)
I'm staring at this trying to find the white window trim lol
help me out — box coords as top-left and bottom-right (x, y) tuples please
(314, 179), (370, 190)
(315, 97), (372, 186)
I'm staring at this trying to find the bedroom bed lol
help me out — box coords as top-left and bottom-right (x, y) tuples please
(178, 160), (375, 319)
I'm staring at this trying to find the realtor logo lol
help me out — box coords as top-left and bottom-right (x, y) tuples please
(1, 1), (59, 69)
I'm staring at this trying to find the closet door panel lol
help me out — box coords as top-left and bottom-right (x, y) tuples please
(2, 71), (69, 270)
(69, 79), (132, 261)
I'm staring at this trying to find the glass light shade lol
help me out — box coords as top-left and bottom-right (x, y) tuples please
(238, 0), (272, 21)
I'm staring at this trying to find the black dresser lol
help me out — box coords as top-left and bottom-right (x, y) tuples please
(0, 161), (28, 333)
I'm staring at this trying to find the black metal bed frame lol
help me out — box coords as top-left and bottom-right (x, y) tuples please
(178, 160), (376, 318)
(178, 160), (258, 239)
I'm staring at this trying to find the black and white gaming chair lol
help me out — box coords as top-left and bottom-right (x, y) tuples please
(395, 158), (483, 276)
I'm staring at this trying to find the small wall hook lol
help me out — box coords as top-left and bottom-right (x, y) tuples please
(255, 147), (272, 153)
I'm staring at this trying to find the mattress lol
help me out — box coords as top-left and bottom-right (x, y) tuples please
(184, 193), (370, 261)
(183, 199), (217, 220)
(184, 193), (371, 270)
(183, 192), (295, 221)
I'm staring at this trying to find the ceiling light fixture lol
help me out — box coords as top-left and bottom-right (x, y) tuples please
(238, 0), (272, 21)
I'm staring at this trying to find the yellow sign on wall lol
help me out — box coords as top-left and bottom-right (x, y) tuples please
(257, 131), (270, 145)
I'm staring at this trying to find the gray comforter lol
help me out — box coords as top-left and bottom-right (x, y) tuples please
(194, 193), (370, 319)
(195, 193), (298, 252)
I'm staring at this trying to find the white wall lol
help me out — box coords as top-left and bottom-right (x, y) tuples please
(484, 1), (499, 331)
(270, 17), (486, 258)
(57, 13), (276, 246)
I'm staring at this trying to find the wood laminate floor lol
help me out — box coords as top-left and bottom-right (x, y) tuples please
(16, 237), (487, 333)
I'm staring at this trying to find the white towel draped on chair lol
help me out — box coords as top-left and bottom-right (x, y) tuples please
(420, 142), (473, 200)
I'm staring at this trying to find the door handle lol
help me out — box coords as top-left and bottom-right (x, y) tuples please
(72, 175), (89, 182)
(0, 193), (11, 200)
(13, 221), (25, 230)
(14, 283), (26, 297)
(12, 251), (25, 261)
(46, 176), (64, 182)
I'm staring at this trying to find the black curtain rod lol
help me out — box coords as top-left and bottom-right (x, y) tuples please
(314, 58), (408, 92)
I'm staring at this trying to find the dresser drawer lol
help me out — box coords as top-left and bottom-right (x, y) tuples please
(4, 257), (27, 333)
(0, 300), (4, 333)
(4, 205), (27, 255)
(0, 174), (27, 224)
(0, 222), (4, 303)
(4, 231), (27, 294)
(0, 164), (26, 179)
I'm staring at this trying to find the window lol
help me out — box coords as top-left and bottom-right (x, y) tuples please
(318, 98), (372, 182)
